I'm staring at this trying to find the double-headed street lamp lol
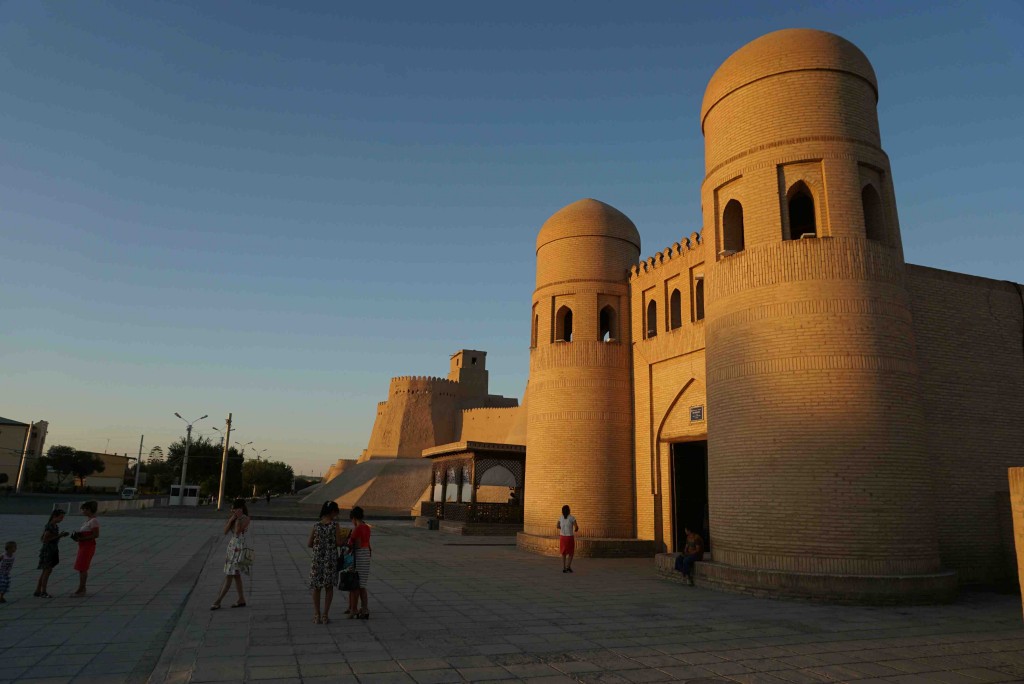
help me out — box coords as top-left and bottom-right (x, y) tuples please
(175, 412), (208, 505)
(211, 425), (226, 448)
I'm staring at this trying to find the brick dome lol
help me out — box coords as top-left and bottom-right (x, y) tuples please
(536, 198), (641, 252)
(701, 28), (878, 131)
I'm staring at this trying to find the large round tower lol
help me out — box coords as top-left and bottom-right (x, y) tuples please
(517, 199), (654, 557)
(700, 29), (955, 601)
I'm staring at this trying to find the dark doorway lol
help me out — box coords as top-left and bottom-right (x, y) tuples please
(672, 441), (709, 553)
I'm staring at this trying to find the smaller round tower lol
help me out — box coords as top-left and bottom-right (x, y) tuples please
(517, 199), (655, 557)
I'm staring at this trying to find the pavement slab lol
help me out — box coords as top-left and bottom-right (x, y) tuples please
(3, 515), (1024, 683)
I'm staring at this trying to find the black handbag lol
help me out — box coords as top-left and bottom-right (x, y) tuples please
(337, 568), (360, 591)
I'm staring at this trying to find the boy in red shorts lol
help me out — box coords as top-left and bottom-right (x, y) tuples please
(556, 505), (579, 573)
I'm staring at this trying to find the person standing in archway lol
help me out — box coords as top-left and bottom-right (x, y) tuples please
(557, 505), (578, 573)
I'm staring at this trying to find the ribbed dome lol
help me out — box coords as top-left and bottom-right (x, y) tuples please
(701, 29), (878, 130)
(536, 199), (641, 252)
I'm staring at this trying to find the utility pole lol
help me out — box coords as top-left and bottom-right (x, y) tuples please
(217, 413), (232, 511)
(15, 421), (33, 494)
(135, 434), (143, 489)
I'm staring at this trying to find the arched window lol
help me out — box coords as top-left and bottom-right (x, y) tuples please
(787, 182), (816, 240)
(722, 199), (745, 253)
(646, 300), (658, 338)
(555, 306), (573, 342)
(694, 279), (705, 321)
(599, 305), (616, 342)
(531, 305), (538, 348)
(862, 184), (886, 243)
(670, 289), (682, 330)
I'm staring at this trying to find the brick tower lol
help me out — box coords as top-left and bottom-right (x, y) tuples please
(517, 199), (654, 557)
(699, 29), (955, 601)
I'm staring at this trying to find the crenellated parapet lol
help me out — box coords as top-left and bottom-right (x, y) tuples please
(389, 375), (460, 398)
(630, 232), (704, 281)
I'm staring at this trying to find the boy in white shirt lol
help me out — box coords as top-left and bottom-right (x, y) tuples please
(556, 505), (579, 573)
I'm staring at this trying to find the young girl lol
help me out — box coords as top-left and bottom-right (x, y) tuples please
(71, 500), (100, 596)
(36, 508), (68, 598)
(0, 542), (17, 602)
(211, 499), (250, 610)
(307, 501), (343, 624)
(346, 506), (371, 620)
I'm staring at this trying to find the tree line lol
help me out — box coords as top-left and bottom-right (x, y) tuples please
(23, 439), (296, 497)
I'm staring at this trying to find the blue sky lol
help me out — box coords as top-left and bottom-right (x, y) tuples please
(2, 1), (1021, 475)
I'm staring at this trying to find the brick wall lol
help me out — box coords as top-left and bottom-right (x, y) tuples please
(908, 265), (1024, 583)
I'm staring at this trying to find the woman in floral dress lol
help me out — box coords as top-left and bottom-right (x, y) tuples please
(210, 499), (250, 610)
(307, 501), (342, 624)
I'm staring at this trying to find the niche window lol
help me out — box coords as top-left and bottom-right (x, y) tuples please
(694, 278), (705, 321)
(862, 184), (886, 243)
(722, 199), (745, 254)
(599, 305), (617, 342)
(669, 289), (682, 330)
(555, 306), (573, 342)
(646, 300), (658, 338)
(787, 182), (817, 240)
(530, 307), (538, 348)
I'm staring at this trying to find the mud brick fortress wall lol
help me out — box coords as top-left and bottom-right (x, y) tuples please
(335, 28), (1021, 602)
(513, 28), (1022, 601)
(359, 350), (519, 463)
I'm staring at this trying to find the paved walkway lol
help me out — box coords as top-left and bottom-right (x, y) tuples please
(0, 514), (216, 683)
(1, 515), (1023, 683)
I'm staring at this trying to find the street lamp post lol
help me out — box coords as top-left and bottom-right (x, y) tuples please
(234, 440), (252, 498)
(175, 412), (208, 505)
(251, 448), (268, 497)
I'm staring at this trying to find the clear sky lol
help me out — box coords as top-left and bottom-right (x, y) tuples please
(2, 1), (1022, 476)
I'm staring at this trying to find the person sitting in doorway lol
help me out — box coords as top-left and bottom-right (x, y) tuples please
(674, 526), (704, 586)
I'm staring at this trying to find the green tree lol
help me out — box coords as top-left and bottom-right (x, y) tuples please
(45, 445), (78, 489)
(243, 460), (294, 496)
(71, 452), (105, 489)
(26, 458), (49, 489)
(143, 445), (171, 494)
(167, 436), (243, 498)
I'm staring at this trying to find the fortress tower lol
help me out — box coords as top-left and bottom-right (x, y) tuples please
(699, 29), (955, 601)
(517, 199), (655, 557)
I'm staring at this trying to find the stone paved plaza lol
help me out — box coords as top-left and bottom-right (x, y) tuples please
(0, 514), (1023, 684)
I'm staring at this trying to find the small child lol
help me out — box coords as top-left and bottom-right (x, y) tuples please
(0, 542), (16, 602)
(71, 501), (100, 597)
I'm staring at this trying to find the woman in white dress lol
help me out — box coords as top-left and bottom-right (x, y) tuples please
(211, 499), (250, 610)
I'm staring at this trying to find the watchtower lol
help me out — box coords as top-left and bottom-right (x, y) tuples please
(448, 349), (488, 398)
(699, 29), (954, 601)
(517, 199), (654, 557)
